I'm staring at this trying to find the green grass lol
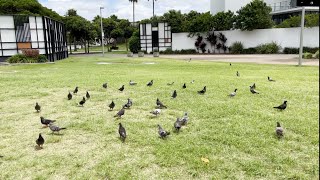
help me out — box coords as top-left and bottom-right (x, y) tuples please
(0, 55), (318, 179)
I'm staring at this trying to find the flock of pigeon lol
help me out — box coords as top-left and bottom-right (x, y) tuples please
(32, 64), (287, 150)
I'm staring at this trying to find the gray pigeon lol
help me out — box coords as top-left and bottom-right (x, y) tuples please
(35, 102), (41, 112)
(124, 98), (133, 109)
(180, 112), (189, 125)
(158, 124), (170, 138)
(174, 118), (182, 132)
(118, 123), (126, 142)
(67, 92), (72, 100)
(268, 76), (276, 82)
(156, 98), (167, 109)
(114, 107), (125, 118)
(129, 80), (137, 85)
(109, 100), (115, 110)
(36, 133), (44, 148)
(250, 86), (259, 94)
(150, 109), (161, 116)
(102, 83), (108, 89)
(49, 123), (66, 134)
(236, 71), (240, 77)
(229, 89), (238, 97)
(172, 90), (177, 98)
(40, 116), (56, 126)
(275, 122), (284, 138)
(274, 101), (287, 110)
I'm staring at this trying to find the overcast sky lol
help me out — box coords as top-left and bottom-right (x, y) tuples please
(39, 0), (210, 21)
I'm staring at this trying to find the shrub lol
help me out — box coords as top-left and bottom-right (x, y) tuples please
(256, 42), (280, 54)
(160, 48), (197, 54)
(283, 47), (319, 54)
(276, 14), (319, 28)
(21, 49), (40, 58)
(6, 54), (36, 63)
(230, 41), (244, 54)
(243, 48), (257, 54)
(128, 36), (140, 53)
(37, 55), (48, 63)
(303, 52), (313, 59)
(314, 50), (319, 59)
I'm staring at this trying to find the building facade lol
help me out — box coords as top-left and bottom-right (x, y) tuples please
(0, 15), (68, 62)
(210, 0), (319, 24)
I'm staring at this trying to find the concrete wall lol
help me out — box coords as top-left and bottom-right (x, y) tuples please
(172, 27), (319, 52)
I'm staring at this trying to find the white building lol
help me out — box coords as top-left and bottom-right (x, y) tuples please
(210, 0), (319, 23)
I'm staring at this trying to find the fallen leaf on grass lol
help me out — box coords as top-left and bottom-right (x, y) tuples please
(201, 157), (209, 164)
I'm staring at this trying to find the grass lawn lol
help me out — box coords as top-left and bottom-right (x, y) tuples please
(0, 55), (318, 179)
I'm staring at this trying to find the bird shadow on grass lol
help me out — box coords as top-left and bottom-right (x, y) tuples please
(34, 145), (43, 151)
(148, 116), (158, 119)
(48, 133), (64, 136)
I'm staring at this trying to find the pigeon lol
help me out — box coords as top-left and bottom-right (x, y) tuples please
(86, 91), (90, 99)
(158, 124), (170, 138)
(250, 86), (259, 94)
(124, 98), (133, 109)
(268, 76), (276, 82)
(275, 122), (284, 138)
(48, 123), (66, 134)
(36, 133), (44, 148)
(252, 83), (256, 89)
(167, 82), (174, 86)
(35, 102), (41, 112)
(236, 71), (240, 77)
(230, 63), (232, 66)
(150, 109), (161, 116)
(40, 116), (56, 126)
(182, 83), (186, 89)
(119, 85), (125, 92)
(147, 80), (153, 86)
(114, 107), (125, 118)
(109, 100), (115, 110)
(229, 89), (238, 97)
(118, 123), (126, 142)
(73, 87), (78, 94)
(274, 101), (287, 110)
(67, 92), (72, 100)
(102, 83), (108, 89)
(172, 90), (177, 99)
(174, 118), (182, 132)
(190, 80), (195, 84)
(79, 97), (86, 106)
(156, 98), (167, 109)
(180, 112), (189, 125)
(198, 86), (206, 94)
(129, 80), (137, 85)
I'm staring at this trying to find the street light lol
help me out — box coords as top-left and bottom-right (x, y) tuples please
(100, 7), (105, 57)
(148, 0), (158, 17)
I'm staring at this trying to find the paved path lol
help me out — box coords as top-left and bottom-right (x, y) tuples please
(71, 53), (319, 66)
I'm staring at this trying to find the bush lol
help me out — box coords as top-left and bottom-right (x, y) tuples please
(276, 14), (319, 28)
(283, 47), (319, 54)
(243, 48), (257, 54)
(256, 42), (280, 54)
(303, 52), (313, 59)
(160, 48), (197, 54)
(37, 55), (48, 63)
(314, 50), (319, 59)
(230, 41), (244, 54)
(128, 36), (140, 53)
(21, 49), (40, 58)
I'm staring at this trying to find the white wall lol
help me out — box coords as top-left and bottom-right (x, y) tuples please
(172, 27), (319, 52)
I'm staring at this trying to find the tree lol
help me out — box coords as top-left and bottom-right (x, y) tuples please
(66, 9), (77, 16)
(129, 0), (138, 23)
(212, 11), (235, 31)
(188, 12), (213, 37)
(235, 0), (273, 31)
(162, 10), (185, 33)
(118, 19), (135, 51)
(128, 30), (140, 53)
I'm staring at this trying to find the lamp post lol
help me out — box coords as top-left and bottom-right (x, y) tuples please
(100, 7), (105, 57)
(298, 7), (305, 66)
(148, 0), (157, 17)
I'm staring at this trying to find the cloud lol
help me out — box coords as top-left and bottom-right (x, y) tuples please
(39, 0), (210, 21)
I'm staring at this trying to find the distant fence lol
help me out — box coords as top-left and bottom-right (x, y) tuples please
(172, 27), (319, 52)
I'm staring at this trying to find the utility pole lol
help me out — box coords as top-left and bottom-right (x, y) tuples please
(298, 7), (305, 66)
(148, 0), (157, 17)
(100, 7), (105, 57)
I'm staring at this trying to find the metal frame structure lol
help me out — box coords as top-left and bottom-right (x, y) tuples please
(140, 22), (172, 53)
(0, 15), (68, 62)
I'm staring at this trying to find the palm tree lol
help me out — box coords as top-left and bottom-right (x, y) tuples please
(129, 0), (138, 24)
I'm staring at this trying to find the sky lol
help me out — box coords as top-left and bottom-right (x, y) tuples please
(39, 0), (210, 21)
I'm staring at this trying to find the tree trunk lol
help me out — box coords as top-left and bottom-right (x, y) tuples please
(125, 39), (128, 52)
(74, 37), (77, 52)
